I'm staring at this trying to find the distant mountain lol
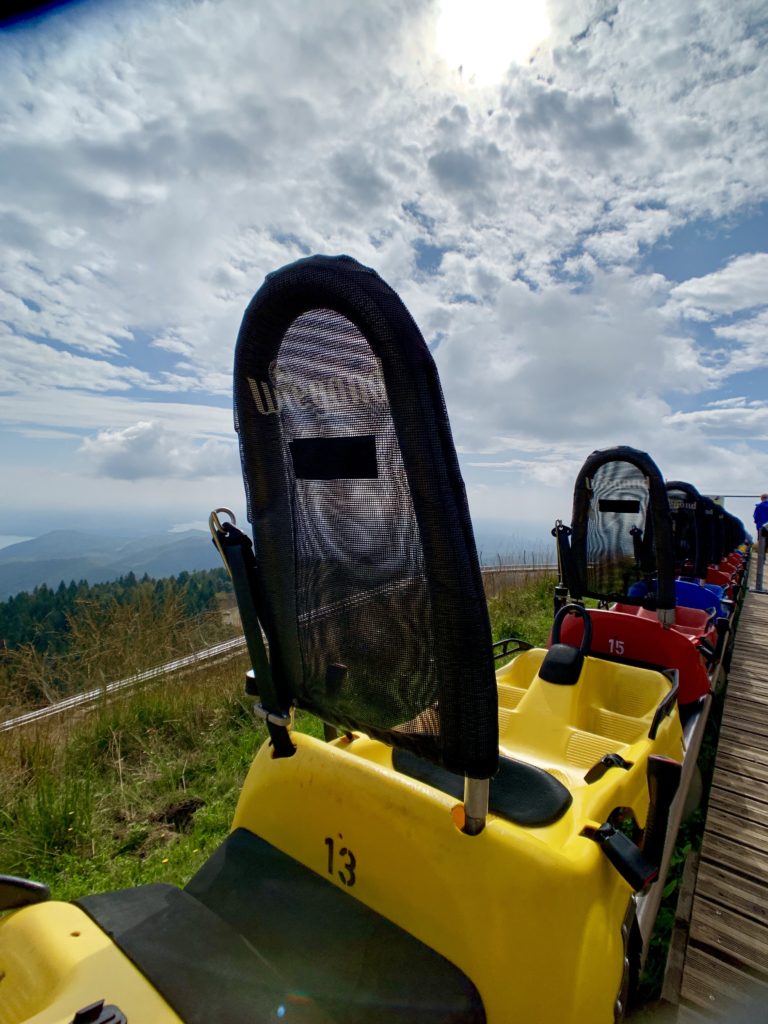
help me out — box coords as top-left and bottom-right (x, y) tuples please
(0, 530), (222, 600)
(0, 530), (131, 565)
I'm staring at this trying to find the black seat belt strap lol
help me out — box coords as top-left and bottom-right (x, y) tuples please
(553, 521), (581, 599)
(210, 513), (295, 758)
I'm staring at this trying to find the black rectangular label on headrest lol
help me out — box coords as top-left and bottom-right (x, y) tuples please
(290, 435), (378, 480)
(598, 499), (641, 513)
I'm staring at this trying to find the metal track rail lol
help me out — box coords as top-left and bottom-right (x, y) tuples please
(0, 635), (248, 734)
(1, 564), (555, 735)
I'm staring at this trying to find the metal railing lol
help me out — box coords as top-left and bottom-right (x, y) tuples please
(0, 635), (247, 734)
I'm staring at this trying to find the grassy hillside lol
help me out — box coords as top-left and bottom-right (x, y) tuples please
(1, 655), (272, 900)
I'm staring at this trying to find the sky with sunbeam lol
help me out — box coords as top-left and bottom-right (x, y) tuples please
(1, 0), (767, 543)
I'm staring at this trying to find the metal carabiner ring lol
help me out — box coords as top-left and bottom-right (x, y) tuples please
(209, 507), (237, 576)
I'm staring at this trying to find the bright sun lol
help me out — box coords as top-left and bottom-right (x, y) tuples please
(435, 0), (550, 85)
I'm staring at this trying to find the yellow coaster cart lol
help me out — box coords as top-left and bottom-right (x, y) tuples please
(0, 257), (702, 1024)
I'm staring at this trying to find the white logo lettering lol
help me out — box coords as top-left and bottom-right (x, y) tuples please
(247, 371), (386, 416)
(247, 377), (279, 416)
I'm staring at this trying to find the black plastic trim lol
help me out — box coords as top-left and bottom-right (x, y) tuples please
(392, 748), (572, 827)
(648, 670), (679, 740)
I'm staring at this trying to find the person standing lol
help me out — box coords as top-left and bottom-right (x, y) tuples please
(754, 494), (768, 540)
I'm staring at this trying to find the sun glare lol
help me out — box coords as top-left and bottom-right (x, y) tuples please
(435, 0), (550, 85)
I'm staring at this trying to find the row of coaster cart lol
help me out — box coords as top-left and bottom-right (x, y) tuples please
(0, 256), (751, 1024)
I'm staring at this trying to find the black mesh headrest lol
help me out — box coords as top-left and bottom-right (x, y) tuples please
(567, 446), (675, 611)
(233, 255), (498, 779)
(666, 480), (708, 577)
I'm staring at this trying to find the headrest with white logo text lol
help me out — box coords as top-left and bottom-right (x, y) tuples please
(233, 255), (498, 779)
(564, 446), (676, 613)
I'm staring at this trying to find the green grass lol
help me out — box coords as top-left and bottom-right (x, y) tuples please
(0, 656), (325, 900)
(487, 572), (557, 647)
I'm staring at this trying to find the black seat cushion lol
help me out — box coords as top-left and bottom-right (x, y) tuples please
(392, 749), (572, 827)
(78, 829), (484, 1024)
(79, 882), (325, 1022)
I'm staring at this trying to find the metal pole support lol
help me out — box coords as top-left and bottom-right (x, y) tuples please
(463, 777), (490, 835)
(755, 527), (767, 593)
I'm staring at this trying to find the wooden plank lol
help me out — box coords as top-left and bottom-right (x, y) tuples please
(724, 684), (768, 708)
(729, 640), (768, 658)
(719, 721), (768, 754)
(681, 944), (768, 1012)
(708, 787), (768, 830)
(729, 661), (768, 675)
(663, 852), (701, 1005)
(733, 611), (768, 624)
(716, 737), (768, 770)
(714, 749), (768, 787)
(731, 636), (768, 649)
(730, 659), (768, 671)
(721, 710), (768, 734)
(689, 897), (768, 975)
(731, 636), (767, 648)
(730, 645), (768, 658)
(728, 669), (768, 686)
(726, 665), (768, 683)
(678, 586), (768, 1020)
(705, 807), (768, 856)
(723, 689), (768, 712)
(722, 703), (768, 737)
(711, 768), (768, 807)
(694, 860), (768, 925)
(676, 1005), (712, 1023)
(719, 730), (768, 760)
(701, 832), (768, 886)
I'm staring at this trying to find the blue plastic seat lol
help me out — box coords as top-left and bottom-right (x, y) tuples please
(627, 578), (725, 619)
(674, 579), (725, 618)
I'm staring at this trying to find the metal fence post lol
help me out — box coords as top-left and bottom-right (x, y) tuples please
(755, 527), (767, 593)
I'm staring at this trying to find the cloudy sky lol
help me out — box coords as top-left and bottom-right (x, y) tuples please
(1, 0), (767, 543)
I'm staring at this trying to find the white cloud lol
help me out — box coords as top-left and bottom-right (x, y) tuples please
(666, 399), (768, 439)
(79, 420), (239, 479)
(0, 388), (233, 437)
(0, 327), (156, 391)
(670, 253), (768, 320)
(435, 268), (715, 455)
(1, 0), (768, 529)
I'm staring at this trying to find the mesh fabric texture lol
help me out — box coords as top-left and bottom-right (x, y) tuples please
(233, 255), (497, 778)
(569, 447), (676, 611)
(699, 496), (725, 564)
(666, 481), (705, 577)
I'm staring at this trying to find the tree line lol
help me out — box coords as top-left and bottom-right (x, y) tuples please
(0, 568), (232, 654)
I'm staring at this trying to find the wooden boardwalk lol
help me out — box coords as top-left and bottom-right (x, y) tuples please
(675, 577), (768, 1021)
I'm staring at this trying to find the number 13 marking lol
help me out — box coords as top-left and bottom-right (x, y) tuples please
(324, 835), (357, 887)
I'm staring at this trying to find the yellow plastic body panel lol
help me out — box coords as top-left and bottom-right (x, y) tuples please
(497, 649), (684, 830)
(0, 650), (684, 1024)
(0, 901), (181, 1024)
(232, 653), (682, 1023)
